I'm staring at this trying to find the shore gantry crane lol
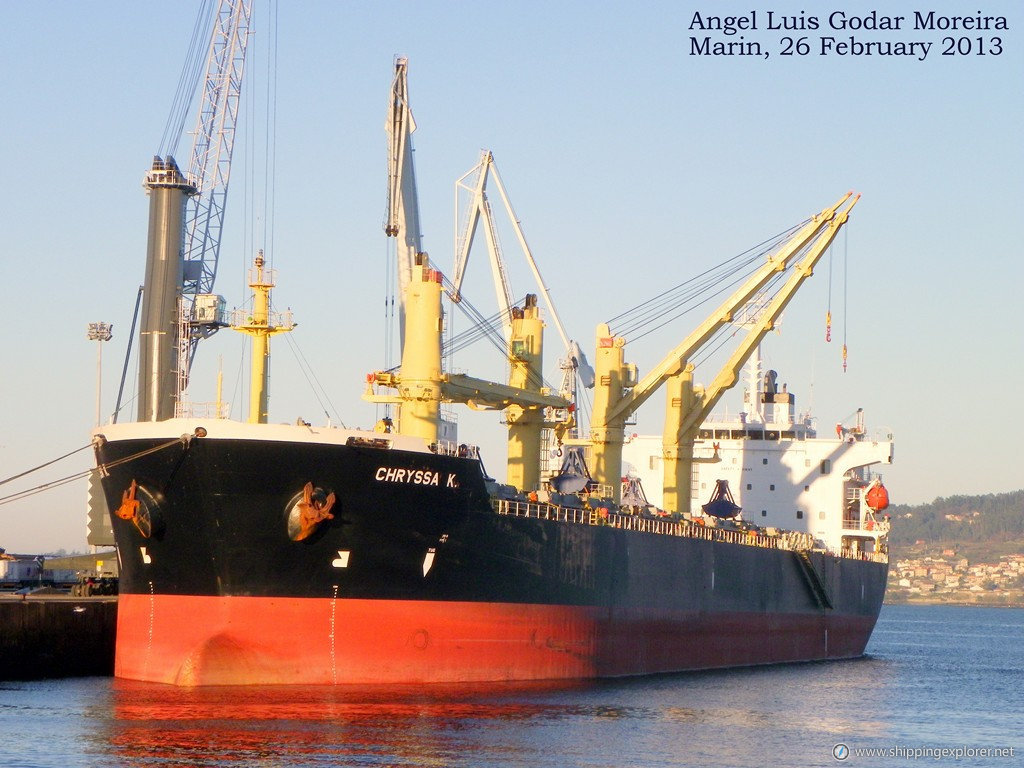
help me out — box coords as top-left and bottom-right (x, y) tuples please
(137, 0), (251, 421)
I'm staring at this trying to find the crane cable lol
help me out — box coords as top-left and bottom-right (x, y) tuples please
(443, 284), (559, 392)
(159, 0), (216, 158)
(687, 267), (791, 372)
(625, 256), (766, 344)
(0, 443), (94, 488)
(825, 242), (833, 343)
(607, 221), (805, 341)
(263, 0), (279, 269)
(842, 227), (849, 372)
(440, 277), (515, 362)
(278, 308), (347, 428)
(609, 255), (756, 339)
(445, 300), (524, 358)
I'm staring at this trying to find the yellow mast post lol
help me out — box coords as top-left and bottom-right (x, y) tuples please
(232, 251), (294, 424)
(506, 295), (545, 493)
(216, 357), (225, 419)
(661, 366), (699, 514)
(589, 323), (637, 501)
(365, 255), (568, 456)
(393, 253), (444, 443)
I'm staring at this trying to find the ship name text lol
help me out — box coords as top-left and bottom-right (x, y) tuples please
(374, 466), (459, 488)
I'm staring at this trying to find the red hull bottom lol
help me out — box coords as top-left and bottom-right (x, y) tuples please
(115, 594), (878, 686)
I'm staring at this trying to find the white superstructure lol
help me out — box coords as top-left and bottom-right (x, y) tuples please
(623, 349), (893, 557)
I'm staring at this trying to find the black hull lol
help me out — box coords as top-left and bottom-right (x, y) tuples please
(94, 430), (887, 684)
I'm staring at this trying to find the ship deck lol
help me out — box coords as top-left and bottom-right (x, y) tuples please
(492, 498), (888, 564)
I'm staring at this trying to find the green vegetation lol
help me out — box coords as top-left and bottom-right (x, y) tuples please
(885, 490), (1024, 605)
(888, 490), (1024, 547)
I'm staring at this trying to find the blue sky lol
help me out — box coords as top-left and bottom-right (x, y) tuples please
(1, 0), (1021, 553)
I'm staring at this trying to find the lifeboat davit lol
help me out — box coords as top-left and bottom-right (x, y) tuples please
(865, 481), (889, 512)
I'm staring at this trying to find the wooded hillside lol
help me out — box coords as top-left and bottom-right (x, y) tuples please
(888, 490), (1024, 545)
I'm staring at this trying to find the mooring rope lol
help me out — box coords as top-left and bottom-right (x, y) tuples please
(0, 437), (187, 507)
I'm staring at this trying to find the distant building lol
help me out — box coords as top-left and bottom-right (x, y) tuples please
(0, 549), (42, 584)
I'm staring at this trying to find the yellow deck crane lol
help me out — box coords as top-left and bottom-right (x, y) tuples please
(384, 57), (425, 350)
(449, 151), (590, 491)
(364, 256), (568, 447)
(589, 192), (860, 512)
(367, 63), (568, 477)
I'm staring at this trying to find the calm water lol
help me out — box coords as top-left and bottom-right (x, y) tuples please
(1, 605), (1021, 768)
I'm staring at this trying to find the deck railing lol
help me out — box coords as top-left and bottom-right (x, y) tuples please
(491, 498), (887, 563)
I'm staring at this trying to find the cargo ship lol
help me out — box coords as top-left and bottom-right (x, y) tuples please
(91, 41), (892, 685)
(93, 405), (891, 686)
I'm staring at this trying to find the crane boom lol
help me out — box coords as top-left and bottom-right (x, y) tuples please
(589, 193), (860, 501)
(659, 196), (860, 513)
(183, 0), (251, 298)
(385, 57), (424, 347)
(451, 152), (515, 339)
(488, 160), (572, 353)
(605, 191), (852, 425)
(680, 196), (859, 436)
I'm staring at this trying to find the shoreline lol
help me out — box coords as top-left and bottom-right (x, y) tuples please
(884, 596), (1024, 609)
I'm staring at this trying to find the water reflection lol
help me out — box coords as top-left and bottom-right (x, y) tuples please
(90, 659), (898, 767)
(58, 609), (1019, 768)
(102, 680), (593, 767)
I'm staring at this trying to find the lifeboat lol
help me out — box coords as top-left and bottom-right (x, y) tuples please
(865, 480), (889, 512)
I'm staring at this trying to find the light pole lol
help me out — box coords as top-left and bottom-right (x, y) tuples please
(87, 322), (113, 426)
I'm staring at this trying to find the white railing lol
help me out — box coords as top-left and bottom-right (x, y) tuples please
(174, 400), (231, 419)
(489, 498), (886, 559)
(491, 498), (885, 563)
(229, 308), (295, 330)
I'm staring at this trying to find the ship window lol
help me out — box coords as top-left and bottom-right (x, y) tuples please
(762, 458), (768, 465)
(770, 484), (775, 491)
(649, 456), (659, 470)
(746, 483), (752, 490)
(818, 510), (826, 520)
(732, 457), (737, 464)
(797, 510), (804, 519)
(804, 485), (810, 492)
(821, 459), (832, 475)
(761, 510), (767, 517)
